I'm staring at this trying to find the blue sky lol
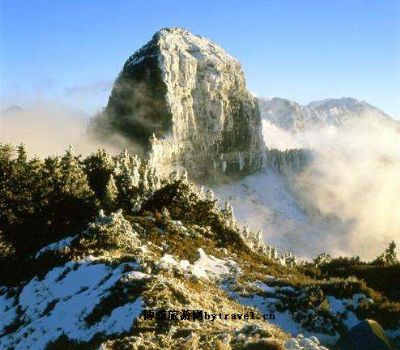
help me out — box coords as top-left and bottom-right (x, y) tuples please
(1, 0), (399, 118)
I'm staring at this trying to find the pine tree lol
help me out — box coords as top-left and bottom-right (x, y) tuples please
(242, 225), (251, 240)
(60, 145), (93, 196)
(285, 252), (296, 267)
(103, 174), (118, 210)
(374, 241), (398, 265)
(84, 149), (115, 200)
(255, 230), (263, 246)
(271, 247), (278, 260)
(16, 143), (27, 164)
(386, 241), (398, 264)
(314, 253), (333, 266)
(222, 201), (235, 227)
(181, 169), (188, 182)
(161, 206), (171, 228)
(206, 189), (214, 201)
(114, 148), (142, 213)
(169, 169), (179, 183)
(199, 185), (205, 199)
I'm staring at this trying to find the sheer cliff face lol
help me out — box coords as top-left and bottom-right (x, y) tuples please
(95, 28), (265, 181)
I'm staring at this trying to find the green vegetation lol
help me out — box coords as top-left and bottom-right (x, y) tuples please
(0, 144), (160, 285)
(301, 243), (400, 302)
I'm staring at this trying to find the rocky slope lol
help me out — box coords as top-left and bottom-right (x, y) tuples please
(258, 97), (393, 132)
(1, 183), (399, 350)
(91, 28), (265, 181)
(1, 145), (399, 349)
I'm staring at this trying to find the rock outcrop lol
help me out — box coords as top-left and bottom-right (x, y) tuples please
(92, 28), (265, 181)
(336, 319), (394, 350)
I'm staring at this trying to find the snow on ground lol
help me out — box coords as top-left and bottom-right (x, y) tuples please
(214, 168), (328, 257)
(0, 259), (147, 350)
(223, 281), (353, 346)
(252, 296), (338, 346)
(235, 284), (383, 347)
(159, 248), (239, 280)
(0, 288), (18, 333)
(157, 251), (342, 347)
(326, 294), (373, 329)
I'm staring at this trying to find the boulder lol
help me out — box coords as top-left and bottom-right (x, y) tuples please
(336, 319), (393, 350)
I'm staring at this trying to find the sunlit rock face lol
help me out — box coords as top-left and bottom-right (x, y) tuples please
(94, 27), (265, 181)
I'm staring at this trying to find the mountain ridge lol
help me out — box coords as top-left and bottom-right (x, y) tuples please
(258, 96), (394, 131)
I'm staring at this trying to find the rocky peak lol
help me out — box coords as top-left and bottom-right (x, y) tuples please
(92, 27), (265, 181)
(259, 97), (392, 131)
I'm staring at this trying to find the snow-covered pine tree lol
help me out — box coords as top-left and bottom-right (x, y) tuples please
(205, 189), (214, 201)
(313, 253), (333, 267)
(114, 149), (142, 213)
(60, 145), (93, 198)
(161, 206), (171, 228)
(181, 169), (188, 182)
(84, 148), (115, 201)
(198, 185), (205, 199)
(271, 247), (278, 260)
(103, 174), (118, 209)
(222, 201), (235, 228)
(255, 230), (263, 247)
(284, 251), (296, 267)
(169, 169), (179, 183)
(147, 166), (160, 192)
(242, 225), (251, 240)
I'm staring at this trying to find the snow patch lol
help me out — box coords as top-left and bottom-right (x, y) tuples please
(214, 168), (318, 256)
(159, 248), (239, 280)
(0, 260), (146, 350)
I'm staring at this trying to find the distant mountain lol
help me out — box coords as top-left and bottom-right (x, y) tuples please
(258, 97), (393, 131)
(1, 104), (24, 115)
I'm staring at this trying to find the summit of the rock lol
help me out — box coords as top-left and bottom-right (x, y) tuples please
(91, 28), (265, 181)
(128, 27), (238, 68)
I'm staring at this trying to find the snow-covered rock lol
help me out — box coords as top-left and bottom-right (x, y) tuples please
(258, 97), (393, 132)
(284, 334), (329, 350)
(92, 27), (265, 181)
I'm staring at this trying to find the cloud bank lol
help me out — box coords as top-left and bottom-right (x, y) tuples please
(0, 99), (132, 157)
(262, 117), (400, 259)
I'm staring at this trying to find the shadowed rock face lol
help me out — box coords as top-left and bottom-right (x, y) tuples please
(92, 27), (265, 181)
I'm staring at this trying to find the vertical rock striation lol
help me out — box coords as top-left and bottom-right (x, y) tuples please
(92, 28), (265, 181)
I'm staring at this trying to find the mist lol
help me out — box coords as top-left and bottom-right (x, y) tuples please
(262, 116), (400, 260)
(0, 99), (135, 157)
(1, 96), (399, 259)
